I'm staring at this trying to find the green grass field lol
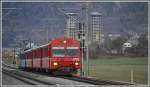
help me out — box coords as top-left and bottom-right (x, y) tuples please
(84, 57), (148, 84)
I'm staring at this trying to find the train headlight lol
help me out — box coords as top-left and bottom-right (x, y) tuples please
(53, 62), (58, 66)
(75, 62), (79, 66)
(63, 40), (67, 43)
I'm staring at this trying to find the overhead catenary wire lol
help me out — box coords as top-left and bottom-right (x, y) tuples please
(85, 1), (89, 77)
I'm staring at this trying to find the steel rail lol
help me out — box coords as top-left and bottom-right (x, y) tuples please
(2, 63), (134, 85)
(26, 70), (134, 85)
(2, 68), (55, 85)
(58, 75), (134, 85)
(3, 70), (38, 85)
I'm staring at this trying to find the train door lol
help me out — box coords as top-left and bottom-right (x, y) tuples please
(48, 45), (51, 69)
(42, 46), (49, 69)
(40, 48), (43, 69)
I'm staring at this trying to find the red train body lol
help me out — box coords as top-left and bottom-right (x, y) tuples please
(19, 38), (82, 75)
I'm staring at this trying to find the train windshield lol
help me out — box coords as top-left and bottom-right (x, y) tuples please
(66, 47), (79, 57)
(52, 47), (65, 57)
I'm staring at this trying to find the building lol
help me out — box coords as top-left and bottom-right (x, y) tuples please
(2, 48), (21, 64)
(122, 33), (140, 54)
(90, 12), (103, 45)
(66, 13), (78, 39)
(108, 33), (121, 40)
(65, 12), (103, 46)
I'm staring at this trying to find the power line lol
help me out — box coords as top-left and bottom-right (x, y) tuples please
(85, 2), (89, 77)
(2, 8), (22, 10)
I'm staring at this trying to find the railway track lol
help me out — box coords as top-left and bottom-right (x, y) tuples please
(2, 63), (134, 85)
(23, 70), (133, 85)
(60, 75), (133, 85)
(3, 69), (40, 85)
(2, 62), (18, 69)
(2, 68), (55, 85)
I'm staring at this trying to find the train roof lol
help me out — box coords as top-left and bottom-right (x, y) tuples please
(22, 38), (79, 53)
(23, 43), (49, 53)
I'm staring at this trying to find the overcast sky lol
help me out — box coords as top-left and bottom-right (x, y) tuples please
(2, 2), (148, 47)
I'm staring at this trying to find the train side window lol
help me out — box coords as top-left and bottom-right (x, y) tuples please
(42, 48), (45, 57)
(32, 51), (34, 58)
(47, 47), (48, 57)
(33, 51), (35, 58)
(37, 49), (39, 58)
(45, 48), (47, 57)
(34, 51), (36, 58)
(39, 49), (41, 58)
(40, 49), (41, 58)
(41, 49), (42, 58)
(48, 46), (51, 57)
(38, 49), (41, 58)
(37, 50), (39, 58)
(44, 48), (47, 57)
(31, 51), (32, 58)
(45, 47), (48, 57)
(36, 50), (38, 58)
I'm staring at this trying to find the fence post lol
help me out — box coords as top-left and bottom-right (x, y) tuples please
(131, 69), (134, 83)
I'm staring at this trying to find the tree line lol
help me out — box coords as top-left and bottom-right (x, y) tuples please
(88, 32), (148, 59)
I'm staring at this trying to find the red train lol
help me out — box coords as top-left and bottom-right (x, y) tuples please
(19, 38), (82, 75)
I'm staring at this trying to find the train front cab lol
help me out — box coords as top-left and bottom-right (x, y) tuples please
(50, 38), (81, 74)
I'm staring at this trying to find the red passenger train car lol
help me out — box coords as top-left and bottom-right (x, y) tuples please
(19, 38), (82, 75)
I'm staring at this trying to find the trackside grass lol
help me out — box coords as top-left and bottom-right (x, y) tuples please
(85, 57), (147, 84)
